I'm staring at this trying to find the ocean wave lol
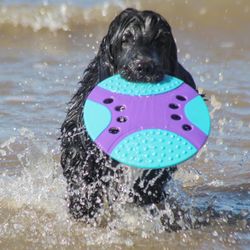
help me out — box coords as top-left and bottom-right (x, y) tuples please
(0, 0), (249, 34)
(0, 3), (126, 32)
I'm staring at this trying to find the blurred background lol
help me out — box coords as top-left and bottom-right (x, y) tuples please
(0, 0), (250, 249)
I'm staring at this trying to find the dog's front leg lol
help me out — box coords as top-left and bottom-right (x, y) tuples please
(61, 129), (116, 220)
(132, 167), (177, 205)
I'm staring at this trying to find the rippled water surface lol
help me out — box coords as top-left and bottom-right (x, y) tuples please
(0, 0), (250, 249)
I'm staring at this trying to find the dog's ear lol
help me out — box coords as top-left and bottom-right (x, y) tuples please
(96, 36), (114, 81)
(170, 28), (178, 68)
(157, 15), (178, 74)
(168, 30), (178, 74)
(80, 34), (115, 86)
(152, 11), (178, 74)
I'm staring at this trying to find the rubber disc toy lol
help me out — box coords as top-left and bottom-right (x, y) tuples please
(83, 74), (210, 169)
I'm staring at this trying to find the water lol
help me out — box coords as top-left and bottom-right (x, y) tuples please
(0, 0), (250, 249)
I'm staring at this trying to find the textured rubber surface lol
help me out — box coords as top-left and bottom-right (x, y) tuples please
(99, 74), (183, 96)
(83, 74), (210, 169)
(111, 129), (197, 169)
(184, 95), (210, 135)
(84, 100), (112, 140)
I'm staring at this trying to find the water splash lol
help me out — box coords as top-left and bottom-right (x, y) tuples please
(0, 127), (249, 248)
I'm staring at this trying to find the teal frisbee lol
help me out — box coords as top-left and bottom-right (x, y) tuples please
(83, 74), (210, 169)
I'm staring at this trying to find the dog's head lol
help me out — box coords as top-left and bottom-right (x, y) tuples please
(97, 8), (178, 83)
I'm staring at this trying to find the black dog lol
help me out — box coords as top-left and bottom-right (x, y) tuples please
(61, 8), (197, 221)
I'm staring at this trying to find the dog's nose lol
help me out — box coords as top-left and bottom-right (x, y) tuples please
(135, 60), (155, 75)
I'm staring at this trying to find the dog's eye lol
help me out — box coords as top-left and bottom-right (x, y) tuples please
(156, 31), (171, 45)
(121, 32), (134, 44)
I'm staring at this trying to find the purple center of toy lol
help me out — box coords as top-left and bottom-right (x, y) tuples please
(87, 83), (206, 154)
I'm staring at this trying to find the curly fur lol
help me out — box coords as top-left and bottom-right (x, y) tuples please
(60, 8), (196, 221)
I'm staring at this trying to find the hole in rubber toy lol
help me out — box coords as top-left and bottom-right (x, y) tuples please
(176, 95), (187, 101)
(169, 103), (179, 109)
(109, 127), (120, 134)
(115, 105), (126, 111)
(117, 116), (127, 123)
(171, 114), (181, 120)
(182, 124), (192, 131)
(103, 98), (114, 104)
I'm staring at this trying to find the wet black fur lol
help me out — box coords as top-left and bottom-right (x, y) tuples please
(60, 8), (197, 221)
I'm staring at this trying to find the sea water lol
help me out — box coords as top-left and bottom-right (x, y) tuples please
(0, 0), (250, 249)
